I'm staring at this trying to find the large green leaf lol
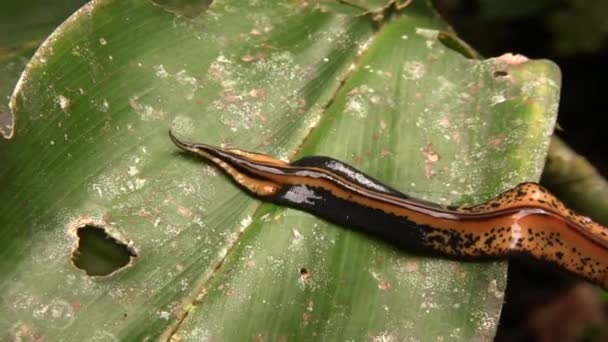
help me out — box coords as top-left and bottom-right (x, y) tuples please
(0, 0), (560, 340)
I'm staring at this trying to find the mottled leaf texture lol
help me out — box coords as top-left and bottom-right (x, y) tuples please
(0, 0), (560, 340)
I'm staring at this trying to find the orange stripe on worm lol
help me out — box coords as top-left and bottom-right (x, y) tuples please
(170, 131), (608, 289)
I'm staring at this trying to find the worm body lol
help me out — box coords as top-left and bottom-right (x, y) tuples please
(170, 131), (608, 288)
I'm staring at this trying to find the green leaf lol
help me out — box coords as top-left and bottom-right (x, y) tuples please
(0, 0), (560, 340)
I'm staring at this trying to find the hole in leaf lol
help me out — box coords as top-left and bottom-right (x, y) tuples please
(71, 225), (137, 276)
(493, 70), (509, 77)
(299, 267), (311, 281)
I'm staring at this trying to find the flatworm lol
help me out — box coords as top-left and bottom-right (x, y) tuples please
(170, 131), (608, 289)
